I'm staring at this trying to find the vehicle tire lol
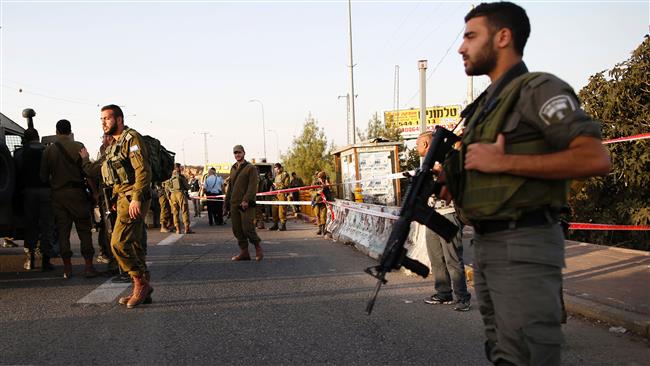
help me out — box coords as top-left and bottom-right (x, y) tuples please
(0, 143), (15, 203)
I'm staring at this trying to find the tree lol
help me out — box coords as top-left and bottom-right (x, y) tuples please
(571, 36), (649, 250)
(356, 112), (402, 142)
(282, 113), (335, 185)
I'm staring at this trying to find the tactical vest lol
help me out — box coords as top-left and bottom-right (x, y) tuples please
(444, 72), (569, 221)
(169, 174), (182, 191)
(101, 129), (137, 186)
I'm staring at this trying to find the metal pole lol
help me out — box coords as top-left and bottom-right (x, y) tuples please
(347, 0), (357, 144)
(267, 129), (280, 162)
(203, 133), (208, 165)
(418, 60), (428, 134)
(249, 99), (267, 161)
(193, 132), (210, 165)
(467, 75), (474, 104)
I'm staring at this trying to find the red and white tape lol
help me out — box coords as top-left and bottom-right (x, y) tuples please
(569, 223), (650, 231)
(603, 133), (650, 145)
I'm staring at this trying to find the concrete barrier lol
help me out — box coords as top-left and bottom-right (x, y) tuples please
(326, 199), (459, 271)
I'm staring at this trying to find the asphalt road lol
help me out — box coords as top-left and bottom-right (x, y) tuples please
(0, 218), (647, 365)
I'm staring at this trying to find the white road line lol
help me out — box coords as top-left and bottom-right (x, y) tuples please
(157, 233), (184, 246)
(77, 280), (130, 304)
(78, 220), (198, 304)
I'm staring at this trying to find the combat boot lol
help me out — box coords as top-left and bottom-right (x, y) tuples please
(84, 258), (100, 278)
(62, 258), (73, 279)
(231, 249), (251, 261)
(119, 271), (153, 305)
(41, 256), (55, 272)
(24, 249), (35, 270)
(126, 274), (152, 309)
(254, 243), (264, 261)
(279, 222), (287, 231)
(184, 225), (195, 234)
(268, 222), (279, 231)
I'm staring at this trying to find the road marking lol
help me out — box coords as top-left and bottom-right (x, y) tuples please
(157, 233), (184, 246)
(77, 279), (130, 304)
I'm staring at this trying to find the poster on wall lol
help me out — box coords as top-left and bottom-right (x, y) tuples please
(358, 150), (395, 205)
(341, 153), (356, 201)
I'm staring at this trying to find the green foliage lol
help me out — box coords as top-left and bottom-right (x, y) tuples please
(570, 36), (650, 250)
(356, 112), (402, 142)
(403, 147), (421, 172)
(282, 113), (335, 186)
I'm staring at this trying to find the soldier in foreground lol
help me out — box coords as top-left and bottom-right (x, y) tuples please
(81, 104), (153, 308)
(439, 3), (611, 364)
(225, 145), (263, 261)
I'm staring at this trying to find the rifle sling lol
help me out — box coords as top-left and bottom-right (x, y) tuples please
(413, 201), (459, 242)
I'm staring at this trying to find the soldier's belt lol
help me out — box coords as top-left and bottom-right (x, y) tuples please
(472, 208), (558, 235)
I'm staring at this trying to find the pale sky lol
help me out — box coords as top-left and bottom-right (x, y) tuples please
(1, 1), (648, 165)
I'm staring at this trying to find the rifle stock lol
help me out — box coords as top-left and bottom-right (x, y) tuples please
(365, 127), (460, 314)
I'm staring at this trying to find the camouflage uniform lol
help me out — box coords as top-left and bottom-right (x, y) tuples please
(169, 171), (191, 232)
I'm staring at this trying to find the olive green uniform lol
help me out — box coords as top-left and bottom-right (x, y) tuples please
(87, 127), (152, 277)
(313, 190), (328, 226)
(446, 62), (602, 366)
(40, 135), (94, 260)
(158, 181), (172, 230)
(168, 171), (191, 229)
(225, 160), (261, 249)
(271, 171), (290, 224)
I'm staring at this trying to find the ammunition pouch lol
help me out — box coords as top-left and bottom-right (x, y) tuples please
(102, 147), (135, 186)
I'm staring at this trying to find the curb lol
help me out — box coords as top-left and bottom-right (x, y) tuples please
(563, 293), (650, 339)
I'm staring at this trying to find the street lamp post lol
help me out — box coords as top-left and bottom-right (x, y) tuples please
(267, 129), (280, 162)
(181, 137), (192, 167)
(249, 99), (267, 162)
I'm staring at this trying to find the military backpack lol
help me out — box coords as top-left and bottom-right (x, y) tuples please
(142, 135), (175, 183)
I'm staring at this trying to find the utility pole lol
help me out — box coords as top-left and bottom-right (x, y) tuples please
(393, 65), (400, 132)
(249, 99), (267, 162)
(418, 60), (428, 134)
(195, 132), (210, 165)
(347, 0), (357, 145)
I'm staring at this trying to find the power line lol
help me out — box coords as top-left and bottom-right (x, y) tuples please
(1, 84), (99, 107)
(403, 24), (465, 106)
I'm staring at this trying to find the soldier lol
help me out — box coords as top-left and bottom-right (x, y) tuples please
(169, 163), (194, 234)
(81, 104), (154, 309)
(269, 162), (290, 231)
(158, 180), (173, 232)
(41, 119), (99, 279)
(14, 128), (55, 271)
(416, 131), (471, 312)
(439, 3), (611, 364)
(225, 145), (263, 261)
(289, 172), (304, 213)
(312, 171), (331, 236)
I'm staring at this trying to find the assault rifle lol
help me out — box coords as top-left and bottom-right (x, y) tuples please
(365, 126), (460, 315)
(101, 186), (114, 234)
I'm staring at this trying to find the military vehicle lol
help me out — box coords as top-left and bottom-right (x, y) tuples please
(0, 109), (31, 238)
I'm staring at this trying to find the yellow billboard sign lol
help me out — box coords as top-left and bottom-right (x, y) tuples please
(204, 162), (232, 175)
(384, 105), (461, 138)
